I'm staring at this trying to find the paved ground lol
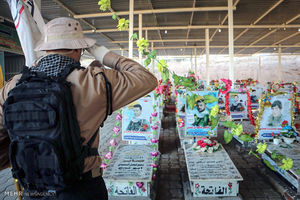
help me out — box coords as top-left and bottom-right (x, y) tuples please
(155, 111), (284, 200)
(0, 109), (292, 200)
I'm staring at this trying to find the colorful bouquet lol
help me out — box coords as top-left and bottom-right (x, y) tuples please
(192, 138), (221, 154)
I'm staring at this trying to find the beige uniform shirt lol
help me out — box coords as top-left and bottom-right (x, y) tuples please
(0, 51), (158, 172)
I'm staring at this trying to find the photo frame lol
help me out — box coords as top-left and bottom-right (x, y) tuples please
(227, 91), (248, 119)
(185, 91), (218, 137)
(256, 92), (295, 139)
(122, 94), (154, 143)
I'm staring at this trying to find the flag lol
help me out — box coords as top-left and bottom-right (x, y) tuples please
(6, 0), (45, 67)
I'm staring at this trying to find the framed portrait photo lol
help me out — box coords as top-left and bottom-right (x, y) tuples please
(185, 91), (218, 137)
(228, 91), (248, 119)
(122, 94), (154, 143)
(257, 92), (295, 139)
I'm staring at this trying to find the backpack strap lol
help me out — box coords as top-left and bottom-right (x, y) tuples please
(100, 72), (113, 127)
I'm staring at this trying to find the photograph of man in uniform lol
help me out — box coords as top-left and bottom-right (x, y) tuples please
(267, 100), (284, 127)
(192, 99), (209, 127)
(230, 94), (245, 112)
(126, 104), (150, 131)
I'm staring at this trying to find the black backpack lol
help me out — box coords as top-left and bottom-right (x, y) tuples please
(3, 65), (112, 192)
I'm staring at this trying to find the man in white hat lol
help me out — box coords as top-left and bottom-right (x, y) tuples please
(0, 17), (157, 199)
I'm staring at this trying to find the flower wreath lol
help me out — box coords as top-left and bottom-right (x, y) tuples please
(192, 138), (221, 154)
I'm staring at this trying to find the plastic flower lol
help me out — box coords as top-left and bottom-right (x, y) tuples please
(256, 142), (267, 154)
(157, 60), (167, 73)
(113, 126), (120, 134)
(117, 18), (129, 31)
(151, 112), (158, 117)
(150, 138), (159, 143)
(98, 0), (110, 11)
(136, 37), (149, 52)
(104, 151), (113, 160)
(281, 120), (288, 127)
(232, 124), (243, 136)
(109, 139), (117, 146)
(210, 105), (219, 117)
(280, 158), (293, 170)
(116, 113), (122, 121)
(136, 182), (144, 188)
(150, 152), (159, 157)
(100, 163), (107, 169)
(151, 125), (158, 130)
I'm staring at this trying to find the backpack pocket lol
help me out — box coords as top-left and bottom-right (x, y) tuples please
(4, 101), (57, 131)
(10, 137), (66, 190)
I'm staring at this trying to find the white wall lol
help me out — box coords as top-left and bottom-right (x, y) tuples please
(157, 54), (300, 83)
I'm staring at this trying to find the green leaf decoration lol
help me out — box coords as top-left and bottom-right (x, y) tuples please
(130, 32), (138, 40)
(144, 57), (151, 67)
(263, 160), (276, 171)
(239, 134), (254, 142)
(161, 69), (170, 83)
(296, 169), (300, 175)
(222, 121), (237, 129)
(256, 142), (267, 154)
(172, 73), (180, 86)
(115, 121), (120, 126)
(153, 167), (157, 172)
(109, 146), (114, 151)
(232, 124), (243, 136)
(117, 18), (129, 31)
(104, 159), (109, 164)
(203, 95), (218, 104)
(224, 130), (233, 144)
(187, 94), (196, 110)
(112, 13), (117, 20)
(98, 0), (111, 11)
(271, 150), (277, 160)
(280, 158), (293, 170)
(210, 117), (218, 130)
(148, 50), (157, 59)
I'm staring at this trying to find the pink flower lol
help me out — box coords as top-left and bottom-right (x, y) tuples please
(151, 163), (158, 168)
(151, 112), (158, 117)
(150, 138), (159, 143)
(136, 182), (144, 188)
(109, 139), (117, 147)
(151, 125), (158, 130)
(104, 151), (113, 160)
(113, 126), (120, 134)
(101, 163), (107, 169)
(141, 187), (146, 192)
(195, 184), (200, 188)
(150, 152), (159, 157)
(116, 114), (122, 121)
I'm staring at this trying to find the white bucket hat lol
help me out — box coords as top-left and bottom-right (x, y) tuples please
(34, 17), (96, 51)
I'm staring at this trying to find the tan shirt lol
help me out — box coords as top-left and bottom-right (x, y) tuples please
(0, 51), (158, 172)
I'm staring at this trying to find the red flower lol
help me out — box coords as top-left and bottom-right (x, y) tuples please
(271, 132), (274, 137)
(197, 140), (203, 146)
(228, 182), (232, 189)
(141, 187), (146, 192)
(200, 143), (207, 148)
(250, 133), (256, 138)
(195, 184), (200, 188)
(282, 120), (288, 126)
(208, 143), (213, 147)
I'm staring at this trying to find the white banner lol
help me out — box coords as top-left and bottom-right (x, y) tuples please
(6, 0), (45, 67)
